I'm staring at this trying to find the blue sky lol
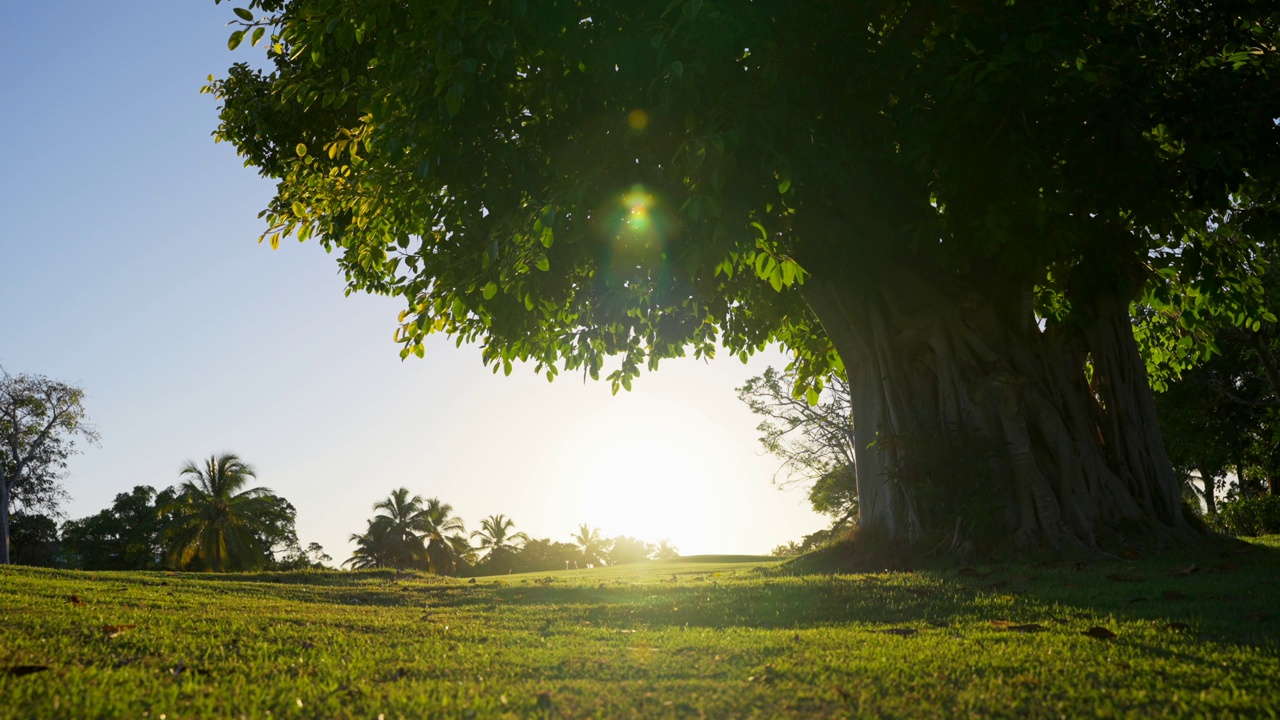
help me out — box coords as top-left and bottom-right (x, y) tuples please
(0, 2), (827, 558)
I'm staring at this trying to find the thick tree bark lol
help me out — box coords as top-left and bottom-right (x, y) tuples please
(795, 204), (1194, 553)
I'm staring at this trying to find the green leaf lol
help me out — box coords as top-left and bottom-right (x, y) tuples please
(233, 7), (254, 21)
(669, 61), (683, 79)
(295, 143), (307, 157)
(536, 256), (550, 272)
(483, 282), (498, 300)
(228, 30), (246, 51)
(251, 27), (265, 47)
(777, 177), (791, 194)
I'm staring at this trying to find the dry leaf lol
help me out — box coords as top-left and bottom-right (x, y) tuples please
(102, 624), (137, 638)
(1107, 573), (1144, 582)
(1162, 590), (1187, 600)
(879, 628), (918, 636)
(1082, 626), (1117, 640)
(3, 665), (49, 677)
(68, 594), (87, 607)
(1121, 549), (1141, 561)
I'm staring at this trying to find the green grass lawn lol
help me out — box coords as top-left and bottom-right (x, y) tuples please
(2, 540), (1278, 719)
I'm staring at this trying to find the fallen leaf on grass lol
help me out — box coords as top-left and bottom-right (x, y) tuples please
(1082, 627), (1117, 640)
(879, 628), (918, 637)
(1107, 573), (1144, 582)
(1165, 622), (1192, 631)
(833, 685), (853, 701)
(3, 665), (49, 677)
(1171, 563), (1198, 577)
(990, 621), (1044, 632)
(1121, 549), (1141, 561)
(1162, 591), (1187, 600)
(102, 624), (137, 638)
(68, 594), (87, 607)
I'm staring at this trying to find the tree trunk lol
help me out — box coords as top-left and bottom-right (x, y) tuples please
(795, 205), (1194, 554)
(0, 477), (10, 565)
(1200, 471), (1217, 514)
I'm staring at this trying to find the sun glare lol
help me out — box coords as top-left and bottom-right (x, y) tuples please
(549, 396), (737, 555)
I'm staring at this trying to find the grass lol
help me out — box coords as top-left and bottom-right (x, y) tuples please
(1, 539), (1278, 719)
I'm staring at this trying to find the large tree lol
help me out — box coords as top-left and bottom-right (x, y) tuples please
(161, 453), (282, 571)
(209, 1), (1280, 553)
(0, 367), (99, 564)
(61, 485), (177, 570)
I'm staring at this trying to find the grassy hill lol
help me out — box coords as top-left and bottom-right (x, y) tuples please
(2, 540), (1278, 718)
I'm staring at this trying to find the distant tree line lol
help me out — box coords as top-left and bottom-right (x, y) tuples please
(345, 489), (679, 576)
(6, 453), (330, 571)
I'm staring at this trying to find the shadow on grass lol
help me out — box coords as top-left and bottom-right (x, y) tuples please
(416, 538), (1280, 646)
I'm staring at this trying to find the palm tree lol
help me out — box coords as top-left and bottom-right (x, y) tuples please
(471, 514), (529, 563)
(368, 487), (430, 570)
(420, 497), (466, 576)
(571, 524), (606, 566)
(161, 453), (276, 572)
(344, 517), (396, 569)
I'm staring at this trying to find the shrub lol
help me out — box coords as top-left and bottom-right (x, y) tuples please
(1208, 496), (1280, 537)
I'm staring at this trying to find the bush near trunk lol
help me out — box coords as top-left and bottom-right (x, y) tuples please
(1208, 496), (1280, 537)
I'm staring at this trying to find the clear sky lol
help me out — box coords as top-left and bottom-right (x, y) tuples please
(0, 2), (828, 560)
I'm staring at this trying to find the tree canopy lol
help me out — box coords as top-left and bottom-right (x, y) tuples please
(210, 0), (1280, 551)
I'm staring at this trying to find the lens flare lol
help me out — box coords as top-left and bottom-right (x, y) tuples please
(623, 187), (653, 232)
(627, 108), (649, 131)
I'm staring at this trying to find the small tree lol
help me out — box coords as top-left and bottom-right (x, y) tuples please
(471, 514), (529, 573)
(738, 366), (857, 528)
(0, 367), (99, 564)
(606, 536), (656, 565)
(571, 524), (607, 566)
